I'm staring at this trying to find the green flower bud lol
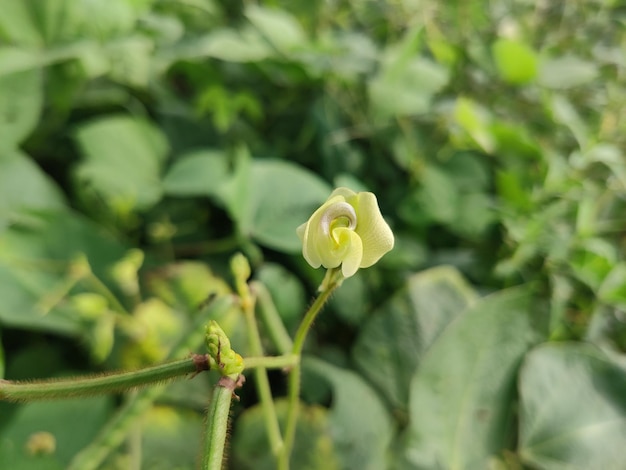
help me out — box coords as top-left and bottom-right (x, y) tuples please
(205, 320), (244, 376)
(296, 188), (394, 277)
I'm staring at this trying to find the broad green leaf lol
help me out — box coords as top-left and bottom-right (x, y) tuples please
(304, 358), (394, 470)
(0, 396), (113, 468)
(245, 5), (307, 54)
(402, 286), (545, 470)
(352, 266), (477, 411)
(74, 116), (168, 212)
(0, 68), (43, 149)
(598, 262), (626, 310)
(162, 28), (272, 63)
(453, 97), (495, 153)
(369, 56), (448, 121)
(0, 151), (66, 231)
(417, 166), (459, 225)
(0, 0), (42, 46)
(519, 343), (626, 470)
(221, 156), (331, 252)
(539, 55), (599, 89)
(0, 210), (127, 334)
(492, 38), (538, 85)
(139, 405), (203, 470)
(256, 262), (306, 329)
(162, 149), (230, 197)
(550, 94), (588, 149)
(0, 330), (4, 379)
(232, 399), (339, 470)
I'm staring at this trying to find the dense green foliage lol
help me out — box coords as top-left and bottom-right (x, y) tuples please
(1, 0), (626, 468)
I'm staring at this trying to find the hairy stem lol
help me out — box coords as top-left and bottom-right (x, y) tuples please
(202, 376), (239, 470)
(0, 355), (210, 402)
(278, 268), (343, 470)
(67, 295), (235, 470)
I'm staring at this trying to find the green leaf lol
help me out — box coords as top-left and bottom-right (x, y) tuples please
(232, 399), (339, 470)
(0, 210), (127, 334)
(256, 262), (306, 329)
(0, 330), (4, 379)
(74, 116), (169, 212)
(222, 156), (331, 252)
(402, 286), (545, 469)
(304, 358), (394, 470)
(492, 38), (538, 85)
(352, 266), (477, 411)
(0, 151), (66, 231)
(519, 343), (626, 470)
(0, 68), (43, 149)
(245, 5), (307, 54)
(416, 166), (459, 225)
(598, 262), (626, 310)
(162, 149), (230, 198)
(0, 396), (113, 467)
(539, 55), (599, 89)
(139, 405), (203, 470)
(0, 0), (43, 46)
(369, 56), (449, 121)
(453, 97), (495, 153)
(163, 28), (272, 63)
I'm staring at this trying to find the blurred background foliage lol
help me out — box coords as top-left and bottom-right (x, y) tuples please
(1, 0), (626, 468)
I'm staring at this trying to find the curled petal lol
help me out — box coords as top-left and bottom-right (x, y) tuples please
(352, 192), (394, 267)
(297, 187), (394, 277)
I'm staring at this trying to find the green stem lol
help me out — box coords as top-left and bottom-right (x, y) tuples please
(243, 355), (298, 370)
(202, 376), (238, 470)
(0, 355), (210, 401)
(278, 268), (343, 470)
(68, 295), (235, 470)
(251, 281), (294, 354)
(240, 288), (284, 456)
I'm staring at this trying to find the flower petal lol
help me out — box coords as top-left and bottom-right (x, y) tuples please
(352, 192), (394, 267)
(335, 228), (363, 277)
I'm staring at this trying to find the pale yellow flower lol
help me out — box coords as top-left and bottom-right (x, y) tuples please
(296, 188), (394, 278)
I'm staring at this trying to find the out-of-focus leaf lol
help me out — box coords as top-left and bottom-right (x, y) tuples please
(329, 273), (368, 326)
(74, 116), (169, 212)
(139, 405), (203, 470)
(221, 155), (331, 252)
(453, 97), (495, 153)
(352, 266), (477, 411)
(551, 94), (588, 149)
(245, 5), (307, 54)
(304, 358), (394, 470)
(416, 166), (459, 225)
(0, 68), (43, 149)
(256, 262), (306, 329)
(163, 149), (230, 197)
(0, 396), (113, 468)
(402, 286), (545, 469)
(0, 0), (42, 46)
(519, 343), (626, 470)
(232, 399), (339, 470)
(0, 210), (127, 334)
(162, 29), (272, 63)
(598, 262), (626, 310)
(492, 38), (538, 85)
(539, 55), (599, 89)
(0, 330), (4, 379)
(369, 56), (448, 120)
(0, 151), (66, 231)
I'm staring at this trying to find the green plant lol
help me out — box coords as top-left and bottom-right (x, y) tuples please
(2, 1), (626, 469)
